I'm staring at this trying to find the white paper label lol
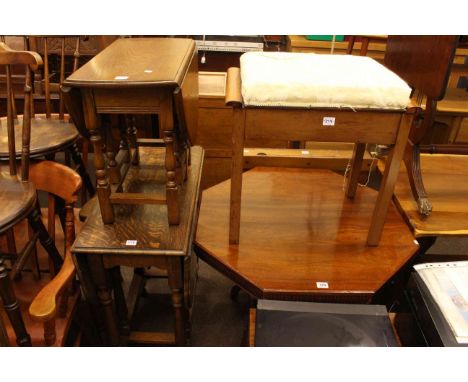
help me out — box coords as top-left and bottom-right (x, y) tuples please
(301, 150), (310, 155)
(125, 240), (137, 246)
(323, 117), (335, 126)
(316, 281), (329, 289)
(114, 75), (129, 80)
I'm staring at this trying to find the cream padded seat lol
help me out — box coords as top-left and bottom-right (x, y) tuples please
(240, 52), (412, 110)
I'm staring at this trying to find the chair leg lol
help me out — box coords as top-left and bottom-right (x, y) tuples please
(69, 142), (96, 198)
(403, 142), (432, 216)
(0, 258), (31, 346)
(27, 208), (63, 273)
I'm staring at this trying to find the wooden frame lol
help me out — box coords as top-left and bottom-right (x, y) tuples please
(226, 67), (418, 246)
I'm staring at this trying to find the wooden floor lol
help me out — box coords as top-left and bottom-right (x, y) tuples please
(195, 167), (419, 303)
(379, 154), (468, 237)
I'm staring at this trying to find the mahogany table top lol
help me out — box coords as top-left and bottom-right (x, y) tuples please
(195, 167), (419, 302)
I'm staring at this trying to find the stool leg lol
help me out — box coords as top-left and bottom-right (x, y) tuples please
(367, 111), (414, 246)
(0, 258), (31, 346)
(229, 107), (246, 244)
(345, 143), (366, 198)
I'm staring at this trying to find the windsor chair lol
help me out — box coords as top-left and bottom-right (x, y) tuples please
(0, 42), (82, 346)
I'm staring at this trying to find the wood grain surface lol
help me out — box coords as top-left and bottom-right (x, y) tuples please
(64, 38), (196, 88)
(72, 146), (204, 256)
(0, 114), (78, 158)
(195, 167), (419, 302)
(379, 154), (468, 237)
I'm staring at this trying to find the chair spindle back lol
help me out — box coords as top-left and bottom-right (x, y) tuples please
(0, 42), (42, 180)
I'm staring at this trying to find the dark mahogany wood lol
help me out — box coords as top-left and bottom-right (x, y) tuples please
(72, 146), (204, 346)
(195, 167), (419, 303)
(384, 36), (462, 216)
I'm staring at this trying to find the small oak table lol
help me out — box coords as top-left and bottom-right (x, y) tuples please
(63, 37), (198, 225)
(72, 146), (204, 346)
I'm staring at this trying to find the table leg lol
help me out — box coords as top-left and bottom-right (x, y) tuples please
(103, 116), (120, 185)
(162, 97), (180, 225)
(87, 255), (121, 346)
(72, 253), (106, 346)
(82, 89), (114, 224)
(167, 257), (186, 346)
(126, 115), (139, 166)
(109, 266), (130, 338)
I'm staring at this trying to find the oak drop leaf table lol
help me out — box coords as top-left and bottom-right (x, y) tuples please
(72, 147), (204, 346)
(62, 37), (198, 225)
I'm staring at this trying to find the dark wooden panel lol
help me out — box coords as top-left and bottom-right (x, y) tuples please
(385, 36), (458, 100)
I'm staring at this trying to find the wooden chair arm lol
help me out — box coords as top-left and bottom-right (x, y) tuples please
(225, 67), (243, 107)
(0, 42), (43, 70)
(28, 248), (76, 322)
(29, 160), (82, 204)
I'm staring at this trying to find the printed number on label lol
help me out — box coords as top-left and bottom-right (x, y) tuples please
(126, 240), (137, 246)
(316, 281), (329, 289)
(323, 117), (335, 126)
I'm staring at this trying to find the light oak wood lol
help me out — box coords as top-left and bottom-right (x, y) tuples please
(63, 38), (197, 225)
(225, 68), (418, 246)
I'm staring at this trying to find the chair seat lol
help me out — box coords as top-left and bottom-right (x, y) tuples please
(0, 172), (36, 232)
(0, 114), (79, 159)
(240, 52), (412, 109)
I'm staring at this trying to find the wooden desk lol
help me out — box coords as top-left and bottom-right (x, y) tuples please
(63, 37), (198, 225)
(195, 167), (419, 304)
(72, 146), (204, 346)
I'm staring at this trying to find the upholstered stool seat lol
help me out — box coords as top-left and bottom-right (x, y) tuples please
(240, 52), (411, 109)
(226, 51), (417, 246)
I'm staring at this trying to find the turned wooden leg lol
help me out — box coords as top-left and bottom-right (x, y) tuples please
(109, 267), (130, 338)
(28, 208), (63, 273)
(118, 116), (130, 164)
(367, 110), (415, 246)
(0, 258), (31, 346)
(82, 89), (113, 224)
(0, 311), (9, 346)
(69, 142), (95, 197)
(87, 255), (120, 346)
(345, 142), (366, 199)
(162, 98), (180, 225)
(229, 107), (246, 244)
(126, 115), (139, 166)
(104, 120), (120, 185)
(403, 142), (432, 216)
(167, 257), (186, 346)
